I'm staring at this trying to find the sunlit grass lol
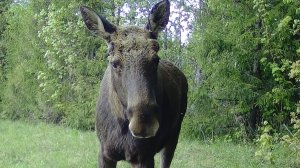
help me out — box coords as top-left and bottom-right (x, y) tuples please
(0, 120), (297, 168)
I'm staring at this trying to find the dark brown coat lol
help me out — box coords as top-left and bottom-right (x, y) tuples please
(81, 1), (187, 167)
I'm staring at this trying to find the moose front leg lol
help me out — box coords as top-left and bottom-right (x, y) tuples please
(160, 142), (177, 168)
(160, 131), (180, 168)
(130, 158), (154, 168)
(99, 146), (117, 168)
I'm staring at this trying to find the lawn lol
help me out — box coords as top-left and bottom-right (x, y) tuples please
(0, 120), (297, 168)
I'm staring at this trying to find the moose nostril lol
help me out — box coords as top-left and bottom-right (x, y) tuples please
(139, 113), (150, 123)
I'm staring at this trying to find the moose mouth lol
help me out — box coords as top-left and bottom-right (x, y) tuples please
(130, 130), (155, 139)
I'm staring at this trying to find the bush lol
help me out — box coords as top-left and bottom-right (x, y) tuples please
(0, 1), (106, 130)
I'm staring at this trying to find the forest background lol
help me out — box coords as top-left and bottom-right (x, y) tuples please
(0, 0), (299, 165)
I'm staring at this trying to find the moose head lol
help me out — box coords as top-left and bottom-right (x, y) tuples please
(80, 0), (170, 138)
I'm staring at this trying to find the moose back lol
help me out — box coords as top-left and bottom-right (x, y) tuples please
(80, 0), (188, 167)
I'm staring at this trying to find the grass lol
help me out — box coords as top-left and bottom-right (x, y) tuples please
(0, 120), (298, 168)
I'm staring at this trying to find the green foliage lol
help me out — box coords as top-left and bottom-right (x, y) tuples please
(255, 109), (300, 166)
(186, 0), (259, 139)
(255, 0), (300, 126)
(255, 121), (277, 163)
(289, 60), (300, 81)
(255, 53), (300, 165)
(185, 0), (300, 140)
(281, 110), (300, 165)
(281, 59), (300, 165)
(0, 0), (107, 130)
(1, 3), (42, 121)
(35, 1), (106, 129)
(0, 0), (13, 113)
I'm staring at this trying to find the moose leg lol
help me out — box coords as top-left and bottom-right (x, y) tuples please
(98, 147), (117, 168)
(131, 158), (154, 168)
(160, 131), (180, 168)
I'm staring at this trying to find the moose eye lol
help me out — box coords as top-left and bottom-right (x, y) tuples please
(151, 41), (160, 52)
(111, 60), (120, 69)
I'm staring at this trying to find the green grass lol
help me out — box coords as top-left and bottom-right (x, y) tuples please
(0, 120), (298, 168)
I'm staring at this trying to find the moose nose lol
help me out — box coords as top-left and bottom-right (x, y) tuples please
(127, 104), (159, 138)
(129, 127), (150, 138)
(128, 119), (159, 139)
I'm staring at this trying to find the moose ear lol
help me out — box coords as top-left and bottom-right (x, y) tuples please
(146, 0), (170, 38)
(80, 6), (116, 41)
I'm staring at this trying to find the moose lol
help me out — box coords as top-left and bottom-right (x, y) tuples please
(80, 0), (188, 167)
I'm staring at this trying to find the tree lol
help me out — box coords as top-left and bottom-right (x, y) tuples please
(0, 0), (13, 112)
(0, 0), (108, 129)
(186, 0), (300, 140)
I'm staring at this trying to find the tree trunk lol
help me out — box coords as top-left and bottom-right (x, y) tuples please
(247, 19), (263, 138)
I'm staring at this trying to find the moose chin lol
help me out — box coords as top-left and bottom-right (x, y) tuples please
(80, 0), (188, 167)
